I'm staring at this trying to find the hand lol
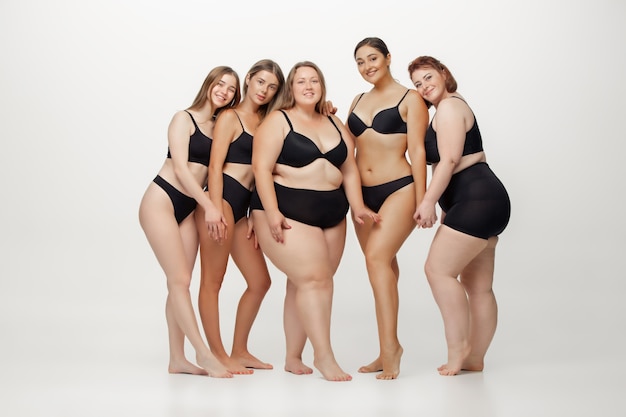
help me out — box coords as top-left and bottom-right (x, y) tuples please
(321, 100), (338, 116)
(246, 216), (260, 249)
(413, 202), (437, 229)
(267, 210), (291, 243)
(352, 206), (381, 225)
(205, 207), (228, 243)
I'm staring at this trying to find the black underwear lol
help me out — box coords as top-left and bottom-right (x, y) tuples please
(250, 182), (349, 229)
(222, 173), (252, 223)
(439, 163), (510, 239)
(153, 175), (197, 224)
(362, 175), (414, 212)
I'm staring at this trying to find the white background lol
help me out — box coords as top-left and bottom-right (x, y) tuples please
(1, 0), (625, 416)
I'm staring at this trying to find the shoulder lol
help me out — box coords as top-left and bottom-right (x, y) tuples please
(214, 108), (238, 126)
(168, 110), (194, 133)
(256, 109), (288, 135)
(403, 89), (425, 106)
(171, 109), (192, 123)
(348, 93), (365, 109)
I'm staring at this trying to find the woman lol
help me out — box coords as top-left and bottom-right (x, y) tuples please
(251, 61), (379, 382)
(194, 60), (283, 374)
(408, 56), (511, 375)
(138, 66), (241, 378)
(346, 37), (428, 379)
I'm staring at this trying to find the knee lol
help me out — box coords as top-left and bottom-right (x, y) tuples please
(423, 259), (439, 283)
(297, 270), (333, 290)
(248, 277), (271, 295)
(166, 276), (192, 292)
(200, 277), (223, 292)
(364, 248), (391, 272)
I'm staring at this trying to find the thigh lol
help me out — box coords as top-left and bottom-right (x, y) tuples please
(195, 193), (233, 275)
(323, 220), (347, 274)
(365, 186), (416, 257)
(139, 186), (193, 282)
(460, 236), (499, 293)
(230, 219), (271, 278)
(253, 212), (334, 281)
(426, 225), (489, 278)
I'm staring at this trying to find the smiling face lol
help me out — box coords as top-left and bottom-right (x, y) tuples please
(411, 66), (446, 107)
(354, 45), (390, 85)
(209, 74), (239, 109)
(292, 65), (322, 106)
(247, 70), (280, 106)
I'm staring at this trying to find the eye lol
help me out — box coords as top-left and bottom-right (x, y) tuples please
(414, 82), (422, 88)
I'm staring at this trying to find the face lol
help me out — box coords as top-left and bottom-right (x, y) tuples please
(209, 74), (238, 108)
(411, 67), (445, 104)
(247, 70), (280, 105)
(354, 45), (389, 84)
(292, 66), (321, 105)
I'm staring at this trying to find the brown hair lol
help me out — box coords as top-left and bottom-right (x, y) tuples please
(188, 66), (241, 118)
(407, 56), (457, 108)
(243, 59), (285, 120)
(353, 37), (390, 59)
(275, 61), (327, 114)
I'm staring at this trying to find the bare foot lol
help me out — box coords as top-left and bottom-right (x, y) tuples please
(437, 344), (471, 376)
(358, 357), (383, 373)
(285, 357), (313, 375)
(196, 353), (233, 378)
(221, 356), (254, 375)
(376, 346), (403, 380)
(168, 358), (208, 375)
(231, 352), (273, 370)
(313, 355), (352, 382)
(461, 355), (484, 372)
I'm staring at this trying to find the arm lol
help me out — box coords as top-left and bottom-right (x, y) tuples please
(168, 111), (222, 222)
(207, 110), (238, 242)
(251, 110), (290, 243)
(333, 115), (381, 224)
(405, 90), (429, 209)
(414, 99), (466, 228)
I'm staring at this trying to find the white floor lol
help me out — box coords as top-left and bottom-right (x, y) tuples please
(3, 227), (625, 417)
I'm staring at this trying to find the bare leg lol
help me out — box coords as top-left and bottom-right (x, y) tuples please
(283, 280), (313, 375)
(460, 236), (499, 371)
(195, 200), (251, 374)
(229, 220), (273, 370)
(139, 186), (231, 378)
(424, 225), (488, 376)
(252, 212), (351, 381)
(355, 188), (415, 379)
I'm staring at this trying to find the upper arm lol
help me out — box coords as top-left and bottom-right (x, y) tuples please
(252, 111), (285, 172)
(210, 110), (238, 170)
(434, 100), (466, 163)
(167, 111), (193, 169)
(405, 91), (429, 159)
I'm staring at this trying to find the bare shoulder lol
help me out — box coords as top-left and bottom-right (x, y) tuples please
(169, 109), (194, 132)
(256, 109), (288, 137)
(214, 108), (238, 127)
(348, 92), (365, 111)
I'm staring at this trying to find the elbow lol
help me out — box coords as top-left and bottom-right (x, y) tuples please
(442, 157), (460, 170)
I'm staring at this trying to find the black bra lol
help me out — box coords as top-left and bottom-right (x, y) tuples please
(347, 90), (409, 137)
(167, 110), (212, 166)
(224, 111), (253, 164)
(276, 110), (347, 169)
(424, 97), (484, 164)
